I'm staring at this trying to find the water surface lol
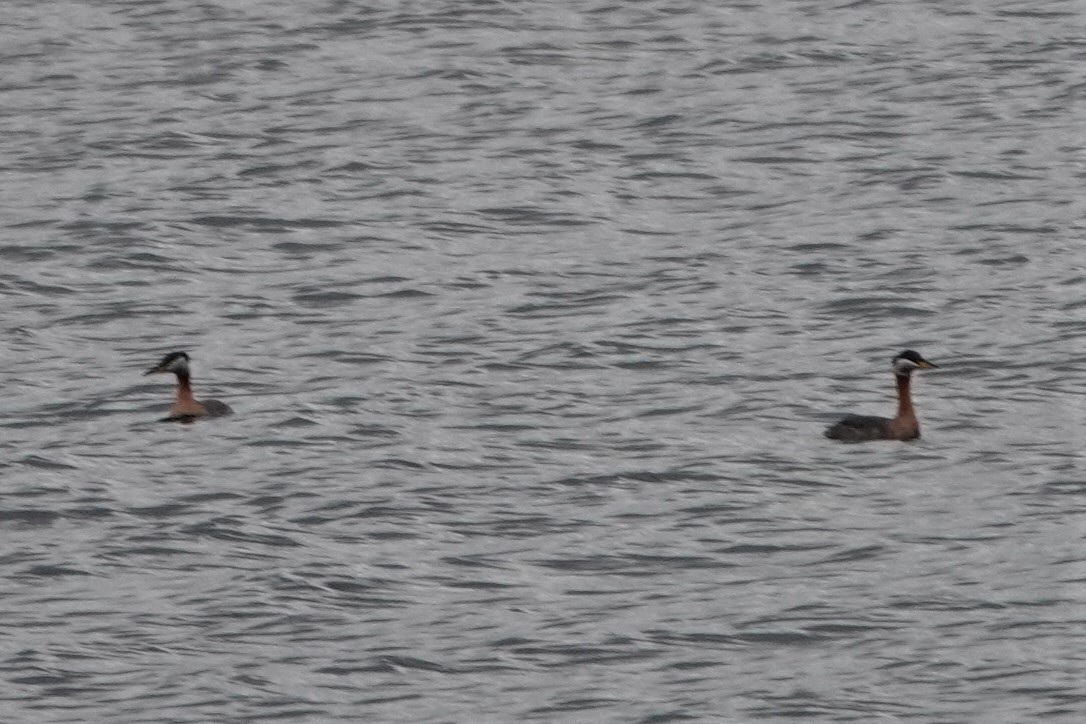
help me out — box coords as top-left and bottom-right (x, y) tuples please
(1, 1), (1085, 722)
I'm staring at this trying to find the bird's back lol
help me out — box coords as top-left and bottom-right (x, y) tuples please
(824, 414), (894, 442)
(203, 399), (233, 417)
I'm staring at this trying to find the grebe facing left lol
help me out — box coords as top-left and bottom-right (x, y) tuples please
(825, 350), (937, 442)
(145, 351), (233, 422)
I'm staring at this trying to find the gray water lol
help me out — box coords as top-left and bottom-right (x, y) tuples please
(2, 1), (1085, 722)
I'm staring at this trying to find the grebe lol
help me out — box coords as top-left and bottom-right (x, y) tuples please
(145, 351), (233, 422)
(824, 350), (937, 442)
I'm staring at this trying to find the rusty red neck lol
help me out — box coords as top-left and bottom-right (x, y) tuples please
(176, 371), (196, 404)
(895, 372), (914, 420)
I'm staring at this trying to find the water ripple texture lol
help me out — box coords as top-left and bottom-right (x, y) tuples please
(1, 0), (1085, 722)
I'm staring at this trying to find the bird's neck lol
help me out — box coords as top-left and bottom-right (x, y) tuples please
(175, 371), (196, 404)
(895, 373), (914, 420)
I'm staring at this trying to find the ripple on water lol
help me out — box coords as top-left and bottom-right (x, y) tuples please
(0, 0), (1084, 722)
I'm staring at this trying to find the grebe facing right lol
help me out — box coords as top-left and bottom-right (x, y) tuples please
(825, 350), (937, 442)
(145, 351), (233, 422)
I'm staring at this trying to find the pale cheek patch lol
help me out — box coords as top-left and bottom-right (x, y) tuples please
(892, 358), (916, 375)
